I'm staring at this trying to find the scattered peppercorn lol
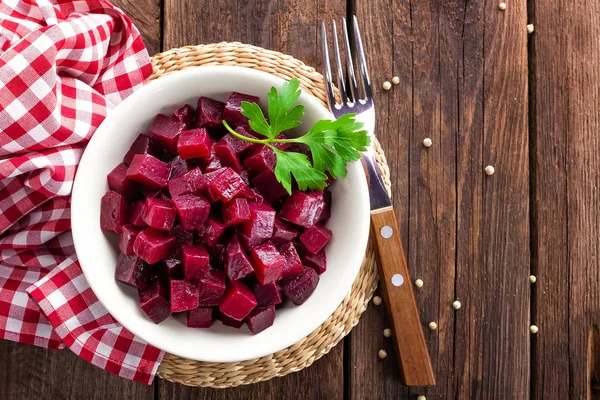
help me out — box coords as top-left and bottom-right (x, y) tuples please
(382, 81), (392, 90)
(485, 165), (495, 175)
(392, 76), (400, 85)
(499, 2), (507, 10)
(452, 301), (462, 310)
(378, 349), (388, 359)
(529, 275), (537, 283)
(423, 138), (433, 147)
(527, 24), (534, 34)
(415, 279), (424, 288)
(373, 296), (382, 306)
(428, 322), (438, 331)
(530, 325), (539, 334)
(383, 328), (392, 338)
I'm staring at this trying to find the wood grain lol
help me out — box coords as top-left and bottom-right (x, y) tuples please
(112, 0), (162, 54)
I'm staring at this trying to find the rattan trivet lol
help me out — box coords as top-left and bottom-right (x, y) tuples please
(152, 42), (391, 388)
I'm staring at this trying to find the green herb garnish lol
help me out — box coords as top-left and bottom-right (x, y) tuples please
(223, 78), (370, 194)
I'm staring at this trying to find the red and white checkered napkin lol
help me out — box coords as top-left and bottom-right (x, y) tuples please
(0, 0), (164, 384)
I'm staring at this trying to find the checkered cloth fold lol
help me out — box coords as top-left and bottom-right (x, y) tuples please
(0, 0), (163, 384)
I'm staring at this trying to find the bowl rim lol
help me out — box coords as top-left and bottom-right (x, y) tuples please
(71, 65), (370, 362)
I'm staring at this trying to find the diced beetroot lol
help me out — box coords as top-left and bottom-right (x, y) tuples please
(239, 169), (250, 185)
(299, 224), (332, 254)
(170, 225), (194, 258)
(225, 237), (254, 280)
(218, 312), (244, 328)
(214, 139), (243, 172)
(184, 167), (206, 194)
(272, 133), (291, 150)
(277, 242), (303, 279)
(142, 187), (170, 201)
(159, 258), (184, 279)
(250, 242), (284, 284)
(223, 92), (260, 128)
(223, 127), (259, 155)
(243, 146), (275, 175)
(219, 280), (257, 321)
(250, 169), (288, 203)
(272, 218), (298, 244)
(169, 155), (192, 178)
(129, 200), (147, 227)
(198, 216), (226, 247)
(254, 282), (282, 307)
(246, 306), (276, 334)
(119, 224), (142, 256)
(197, 270), (226, 306)
(107, 163), (138, 199)
(279, 190), (325, 228)
(182, 244), (210, 279)
(208, 167), (247, 202)
(196, 97), (225, 128)
(187, 307), (214, 328)
(222, 198), (251, 226)
(100, 191), (130, 233)
(170, 279), (199, 312)
(124, 134), (152, 166)
(126, 154), (171, 188)
(178, 128), (212, 159)
(168, 175), (191, 197)
(300, 248), (327, 274)
(237, 186), (264, 203)
(115, 253), (151, 290)
(280, 267), (320, 305)
(139, 280), (171, 324)
(133, 228), (176, 264)
(240, 203), (276, 242)
(238, 233), (265, 249)
(149, 114), (185, 154)
(318, 190), (332, 222)
(171, 194), (210, 230)
(173, 104), (194, 128)
(142, 198), (176, 231)
(203, 152), (223, 173)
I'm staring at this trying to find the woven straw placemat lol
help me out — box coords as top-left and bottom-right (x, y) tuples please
(151, 42), (391, 388)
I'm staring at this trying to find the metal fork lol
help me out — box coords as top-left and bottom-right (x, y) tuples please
(321, 17), (436, 387)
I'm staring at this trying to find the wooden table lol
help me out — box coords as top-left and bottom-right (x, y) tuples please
(1, 0), (598, 398)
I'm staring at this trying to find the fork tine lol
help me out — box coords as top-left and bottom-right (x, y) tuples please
(331, 19), (348, 104)
(320, 21), (338, 110)
(342, 17), (359, 102)
(352, 16), (373, 100)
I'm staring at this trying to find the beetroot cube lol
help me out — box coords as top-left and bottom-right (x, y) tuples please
(237, 186), (264, 203)
(187, 307), (214, 328)
(223, 127), (259, 155)
(299, 224), (332, 254)
(159, 258), (184, 279)
(197, 270), (226, 306)
(149, 114), (185, 154)
(318, 190), (332, 222)
(272, 218), (298, 244)
(115, 253), (151, 290)
(119, 224), (142, 256)
(272, 133), (291, 150)
(171, 194), (210, 230)
(279, 190), (325, 228)
(238, 233), (266, 249)
(170, 279), (199, 312)
(126, 154), (171, 188)
(203, 153), (222, 173)
(133, 228), (176, 264)
(198, 216), (226, 247)
(169, 155), (192, 178)
(243, 146), (275, 174)
(240, 203), (276, 241)
(182, 244), (210, 279)
(184, 168), (206, 194)
(196, 97), (225, 128)
(250, 169), (288, 203)
(178, 128), (212, 159)
(142, 198), (176, 231)
(280, 267), (320, 305)
(222, 198), (251, 226)
(168, 176), (191, 197)
(219, 312), (245, 328)
(246, 306), (276, 334)
(219, 280), (257, 321)
(254, 282), (282, 307)
(139, 280), (171, 324)
(124, 134), (152, 166)
(214, 139), (243, 172)
(225, 237), (254, 280)
(142, 187), (170, 201)
(208, 167), (247, 202)
(129, 200), (147, 227)
(170, 225), (194, 258)
(277, 242), (304, 279)
(250, 242), (284, 284)
(100, 191), (130, 233)
(107, 163), (138, 198)
(173, 104), (194, 128)
(223, 92), (260, 128)
(300, 249), (327, 274)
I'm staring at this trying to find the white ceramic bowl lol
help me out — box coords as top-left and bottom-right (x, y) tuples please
(71, 66), (370, 362)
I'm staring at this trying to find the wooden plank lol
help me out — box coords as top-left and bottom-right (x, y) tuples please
(0, 340), (153, 400)
(159, 0), (345, 398)
(349, 0), (530, 398)
(112, 0), (162, 55)
(532, 1), (600, 398)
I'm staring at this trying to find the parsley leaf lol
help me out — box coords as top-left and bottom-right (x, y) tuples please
(273, 149), (328, 193)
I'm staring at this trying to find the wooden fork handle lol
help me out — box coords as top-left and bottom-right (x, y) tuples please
(371, 206), (436, 386)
